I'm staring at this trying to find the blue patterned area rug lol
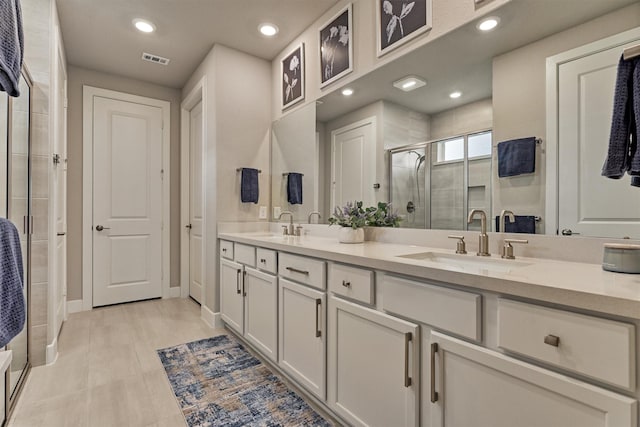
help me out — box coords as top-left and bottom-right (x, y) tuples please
(157, 334), (332, 427)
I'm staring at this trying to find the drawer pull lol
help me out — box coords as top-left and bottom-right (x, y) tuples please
(404, 332), (412, 388)
(222, 248), (227, 253)
(260, 258), (266, 264)
(430, 342), (439, 402)
(286, 266), (310, 276)
(242, 270), (247, 296)
(342, 280), (351, 288)
(236, 269), (242, 294)
(315, 299), (322, 338)
(544, 334), (560, 347)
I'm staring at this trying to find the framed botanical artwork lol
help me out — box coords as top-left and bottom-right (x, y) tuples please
(282, 43), (305, 109)
(319, 3), (353, 88)
(377, 0), (433, 57)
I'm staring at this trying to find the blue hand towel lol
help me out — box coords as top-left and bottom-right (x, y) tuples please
(602, 56), (637, 179)
(497, 137), (536, 177)
(630, 61), (640, 176)
(0, 218), (25, 347)
(0, 0), (24, 97)
(494, 215), (536, 234)
(287, 173), (303, 205)
(240, 168), (259, 204)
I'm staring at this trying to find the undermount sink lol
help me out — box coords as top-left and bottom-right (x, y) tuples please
(397, 251), (532, 273)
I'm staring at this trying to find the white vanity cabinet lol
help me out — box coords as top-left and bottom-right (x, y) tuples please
(429, 331), (637, 427)
(327, 296), (420, 427)
(279, 276), (327, 400)
(220, 241), (278, 362)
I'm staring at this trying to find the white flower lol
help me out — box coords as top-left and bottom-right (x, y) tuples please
(289, 55), (299, 73)
(338, 25), (349, 46)
(383, 0), (393, 15)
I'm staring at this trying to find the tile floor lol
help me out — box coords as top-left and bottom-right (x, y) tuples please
(8, 298), (222, 427)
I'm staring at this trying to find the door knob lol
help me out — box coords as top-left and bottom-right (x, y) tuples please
(95, 225), (110, 231)
(185, 224), (192, 229)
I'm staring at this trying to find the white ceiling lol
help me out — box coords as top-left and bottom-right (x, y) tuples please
(56, 0), (340, 88)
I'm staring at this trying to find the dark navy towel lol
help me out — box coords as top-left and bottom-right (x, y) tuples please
(497, 137), (536, 177)
(0, 218), (25, 347)
(240, 168), (259, 204)
(494, 215), (536, 234)
(287, 173), (303, 205)
(602, 56), (637, 179)
(630, 61), (640, 176)
(0, 0), (24, 97)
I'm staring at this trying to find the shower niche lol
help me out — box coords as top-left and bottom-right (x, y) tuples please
(389, 130), (492, 230)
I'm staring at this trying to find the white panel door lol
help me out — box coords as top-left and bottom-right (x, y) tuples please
(332, 119), (376, 208)
(244, 267), (278, 362)
(92, 96), (163, 307)
(189, 101), (203, 303)
(430, 332), (637, 427)
(328, 296), (419, 427)
(53, 40), (67, 334)
(558, 40), (640, 238)
(279, 278), (326, 400)
(220, 258), (244, 334)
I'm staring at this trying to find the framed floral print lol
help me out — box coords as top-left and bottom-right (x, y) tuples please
(319, 3), (353, 88)
(377, 0), (432, 57)
(282, 43), (305, 109)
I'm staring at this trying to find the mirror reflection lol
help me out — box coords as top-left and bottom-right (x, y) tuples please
(271, 0), (640, 238)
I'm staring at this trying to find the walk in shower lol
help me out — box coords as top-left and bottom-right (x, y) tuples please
(389, 130), (493, 231)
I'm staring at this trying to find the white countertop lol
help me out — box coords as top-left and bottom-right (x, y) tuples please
(218, 232), (640, 319)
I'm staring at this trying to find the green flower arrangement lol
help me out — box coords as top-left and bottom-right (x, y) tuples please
(328, 201), (401, 229)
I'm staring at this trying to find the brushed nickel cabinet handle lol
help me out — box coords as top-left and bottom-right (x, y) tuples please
(236, 269), (241, 294)
(430, 342), (439, 402)
(286, 266), (309, 275)
(242, 270), (247, 297)
(544, 334), (560, 347)
(404, 332), (412, 388)
(342, 280), (351, 288)
(315, 298), (322, 338)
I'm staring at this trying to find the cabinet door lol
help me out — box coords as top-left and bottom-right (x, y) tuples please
(278, 278), (326, 400)
(244, 267), (278, 362)
(429, 332), (637, 427)
(220, 258), (244, 334)
(328, 296), (419, 427)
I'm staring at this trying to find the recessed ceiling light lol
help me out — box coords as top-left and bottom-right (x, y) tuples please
(342, 88), (354, 96)
(259, 23), (279, 37)
(393, 75), (427, 92)
(133, 19), (156, 33)
(449, 91), (462, 99)
(477, 16), (500, 32)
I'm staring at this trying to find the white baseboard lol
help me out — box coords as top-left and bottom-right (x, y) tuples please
(46, 338), (58, 365)
(201, 305), (224, 329)
(66, 299), (84, 314)
(167, 286), (181, 298)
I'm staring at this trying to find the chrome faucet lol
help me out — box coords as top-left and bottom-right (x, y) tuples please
(499, 209), (515, 233)
(467, 209), (490, 256)
(278, 211), (294, 235)
(308, 211), (321, 224)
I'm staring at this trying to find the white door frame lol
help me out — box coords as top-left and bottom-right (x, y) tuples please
(545, 27), (640, 236)
(330, 116), (377, 209)
(180, 77), (207, 303)
(82, 86), (171, 311)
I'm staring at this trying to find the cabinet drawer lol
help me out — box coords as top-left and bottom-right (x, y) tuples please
(381, 275), (481, 342)
(278, 253), (326, 290)
(234, 243), (256, 267)
(256, 248), (277, 274)
(328, 263), (374, 305)
(498, 299), (636, 390)
(220, 240), (234, 259)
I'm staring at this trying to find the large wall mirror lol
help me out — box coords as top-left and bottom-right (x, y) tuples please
(271, 0), (640, 238)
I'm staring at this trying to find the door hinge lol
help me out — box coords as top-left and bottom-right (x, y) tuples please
(161, 169), (164, 180)
(53, 153), (61, 165)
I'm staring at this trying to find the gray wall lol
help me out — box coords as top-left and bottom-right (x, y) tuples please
(66, 66), (182, 301)
(492, 3), (640, 233)
(181, 45), (272, 312)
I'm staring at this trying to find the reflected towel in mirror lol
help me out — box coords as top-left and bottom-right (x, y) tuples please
(240, 168), (259, 204)
(497, 137), (536, 177)
(0, 218), (25, 347)
(287, 172), (303, 205)
(0, 0), (23, 97)
(494, 215), (536, 234)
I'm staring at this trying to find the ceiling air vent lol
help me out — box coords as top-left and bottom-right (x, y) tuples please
(142, 52), (170, 65)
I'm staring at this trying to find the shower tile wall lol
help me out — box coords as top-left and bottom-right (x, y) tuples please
(22, 0), (53, 367)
